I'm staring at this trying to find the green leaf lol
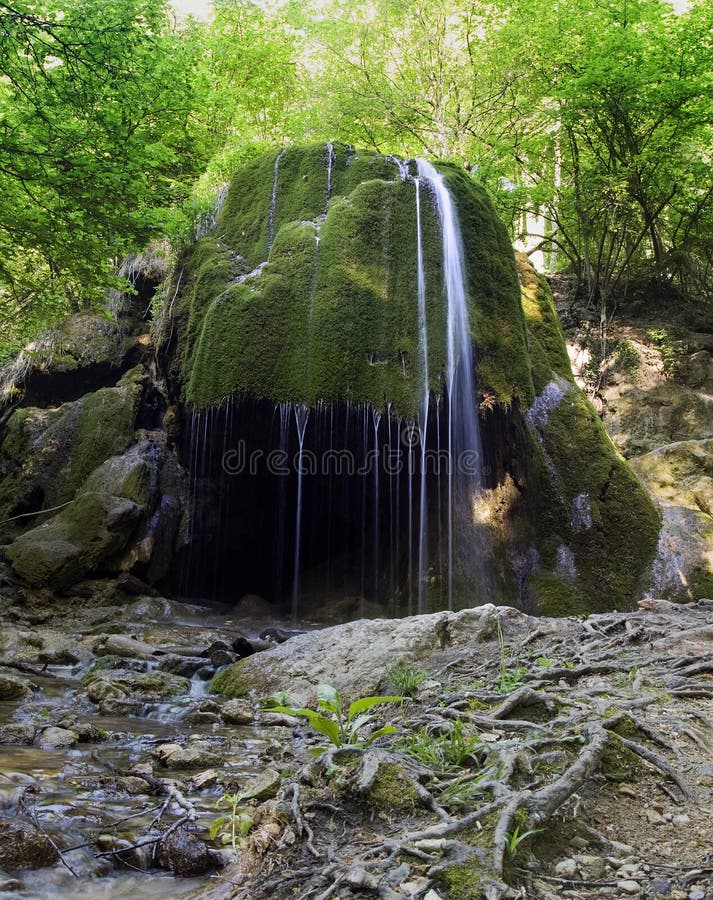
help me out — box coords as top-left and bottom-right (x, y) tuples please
(348, 695), (404, 718)
(365, 724), (397, 745)
(348, 712), (375, 733)
(209, 815), (228, 839)
(316, 684), (341, 716)
(267, 705), (341, 746)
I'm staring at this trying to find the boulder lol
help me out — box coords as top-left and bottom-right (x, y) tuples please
(0, 817), (58, 871)
(0, 673), (34, 701)
(153, 740), (220, 769)
(211, 604), (529, 705)
(631, 439), (713, 517)
(35, 726), (78, 749)
(644, 506), (713, 601)
(0, 369), (143, 543)
(160, 827), (211, 877)
(6, 492), (143, 589)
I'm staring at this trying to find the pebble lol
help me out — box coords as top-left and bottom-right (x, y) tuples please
(644, 808), (665, 825)
(221, 698), (253, 725)
(617, 881), (641, 895)
(672, 813), (690, 826)
(688, 890), (706, 900)
(555, 858), (578, 878)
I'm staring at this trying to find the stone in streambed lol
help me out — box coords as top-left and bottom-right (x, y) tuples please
(0, 724), (36, 745)
(153, 740), (220, 769)
(0, 817), (58, 871)
(160, 826), (211, 877)
(239, 769), (281, 801)
(35, 726), (78, 749)
(221, 698), (253, 725)
(0, 673), (34, 701)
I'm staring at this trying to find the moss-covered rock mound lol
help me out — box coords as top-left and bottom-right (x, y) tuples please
(168, 144), (532, 415)
(165, 146), (661, 613)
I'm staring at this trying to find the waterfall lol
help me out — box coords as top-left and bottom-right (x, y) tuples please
(291, 403), (310, 620)
(181, 152), (492, 618)
(267, 148), (285, 251)
(273, 401), (290, 603)
(416, 158), (489, 608)
(372, 409), (381, 604)
(325, 142), (335, 207)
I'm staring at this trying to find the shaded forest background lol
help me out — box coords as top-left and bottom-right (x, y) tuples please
(1, 0), (711, 360)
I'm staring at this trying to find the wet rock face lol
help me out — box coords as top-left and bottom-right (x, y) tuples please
(0, 818), (58, 872)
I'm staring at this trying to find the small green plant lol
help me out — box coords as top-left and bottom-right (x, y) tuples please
(536, 656), (555, 668)
(209, 792), (254, 849)
(439, 770), (492, 808)
(495, 620), (526, 693)
(647, 327), (681, 377)
(504, 821), (542, 860)
(268, 684), (403, 754)
(386, 661), (429, 697)
(260, 689), (292, 708)
(401, 719), (481, 770)
(612, 338), (642, 377)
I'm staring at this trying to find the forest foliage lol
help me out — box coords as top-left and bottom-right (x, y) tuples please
(0, 0), (711, 356)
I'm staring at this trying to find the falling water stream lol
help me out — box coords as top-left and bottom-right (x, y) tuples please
(416, 158), (488, 609)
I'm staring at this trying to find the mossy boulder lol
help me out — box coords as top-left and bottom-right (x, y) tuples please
(5, 492), (143, 589)
(518, 376), (662, 612)
(631, 439), (713, 516)
(168, 144), (533, 415)
(0, 818), (58, 872)
(0, 367), (144, 543)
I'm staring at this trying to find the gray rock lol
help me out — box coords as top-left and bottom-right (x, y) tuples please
(0, 673), (34, 701)
(239, 769), (281, 801)
(554, 858), (578, 878)
(616, 880), (641, 895)
(0, 724), (36, 745)
(35, 726), (79, 749)
(221, 698), (253, 725)
(152, 740), (220, 770)
(157, 654), (210, 677)
(98, 634), (158, 660)
(0, 817), (58, 871)
(574, 854), (608, 880)
(211, 604), (523, 705)
(160, 826), (210, 877)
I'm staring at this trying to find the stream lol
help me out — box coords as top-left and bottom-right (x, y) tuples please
(0, 594), (292, 898)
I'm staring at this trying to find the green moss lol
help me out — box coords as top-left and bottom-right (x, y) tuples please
(437, 858), (498, 900)
(174, 145), (531, 416)
(64, 382), (142, 496)
(209, 659), (253, 697)
(531, 572), (586, 617)
(526, 384), (661, 612)
(366, 762), (420, 811)
(516, 253), (573, 393)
